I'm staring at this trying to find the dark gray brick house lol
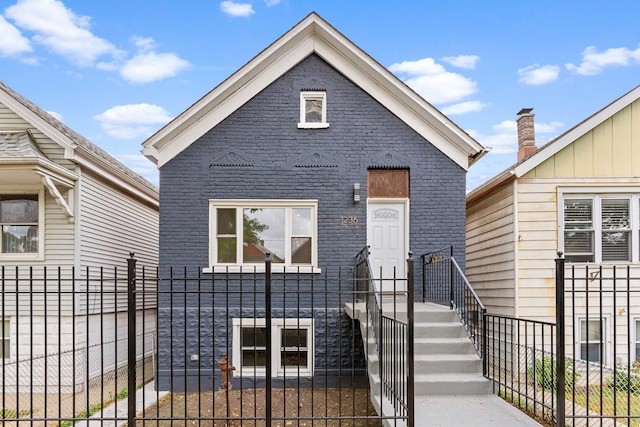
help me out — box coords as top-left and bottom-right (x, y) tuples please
(142, 12), (485, 391)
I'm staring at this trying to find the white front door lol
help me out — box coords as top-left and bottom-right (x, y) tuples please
(367, 199), (408, 293)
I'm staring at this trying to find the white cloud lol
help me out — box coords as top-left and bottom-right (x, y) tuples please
(518, 64), (560, 85)
(264, 0), (281, 5)
(566, 45), (640, 76)
(389, 57), (477, 104)
(47, 110), (63, 121)
(120, 51), (190, 84)
(468, 119), (564, 155)
(441, 55), (479, 70)
(94, 103), (172, 139)
(441, 101), (487, 115)
(0, 15), (31, 56)
(5, 0), (123, 66)
(220, 1), (255, 17)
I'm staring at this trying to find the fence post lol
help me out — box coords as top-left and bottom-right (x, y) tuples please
(264, 253), (272, 426)
(406, 252), (415, 427)
(127, 253), (137, 427)
(555, 253), (565, 427)
(449, 246), (454, 309)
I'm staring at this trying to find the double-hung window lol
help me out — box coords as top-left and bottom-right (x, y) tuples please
(561, 192), (639, 263)
(579, 318), (604, 364)
(210, 200), (318, 271)
(0, 194), (40, 256)
(232, 318), (314, 377)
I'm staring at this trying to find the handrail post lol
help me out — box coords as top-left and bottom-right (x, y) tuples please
(406, 252), (415, 427)
(555, 253), (565, 427)
(449, 246), (454, 309)
(127, 253), (137, 427)
(482, 307), (487, 376)
(265, 253), (272, 426)
(420, 254), (426, 303)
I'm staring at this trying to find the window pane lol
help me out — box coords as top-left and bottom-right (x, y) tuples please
(581, 320), (601, 341)
(637, 320), (640, 342)
(1, 320), (8, 359)
(292, 208), (312, 235)
(243, 350), (267, 367)
(217, 208), (236, 234)
(601, 199), (630, 230)
(281, 328), (307, 348)
(581, 343), (601, 363)
(281, 351), (307, 367)
(0, 195), (38, 223)
(217, 237), (236, 263)
(564, 231), (594, 262)
(602, 231), (630, 261)
(243, 208), (285, 263)
(305, 99), (323, 123)
(3, 225), (38, 253)
(291, 237), (312, 264)
(242, 327), (267, 347)
(564, 199), (592, 229)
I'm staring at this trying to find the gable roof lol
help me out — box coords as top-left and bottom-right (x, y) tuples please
(0, 81), (158, 207)
(142, 12), (486, 171)
(467, 84), (640, 203)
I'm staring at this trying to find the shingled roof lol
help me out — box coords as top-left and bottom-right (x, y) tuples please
(0, 81), (158, 204)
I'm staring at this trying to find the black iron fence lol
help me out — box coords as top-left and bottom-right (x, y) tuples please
(1, 253), (414, 426)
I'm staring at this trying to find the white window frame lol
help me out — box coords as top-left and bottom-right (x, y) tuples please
(232, 318), (314, 377)
(297, 91), (329, 129)
(207, 199), (319, 273)
(1, 318), (8, 360)
(558, 188), (640, 264)
(0, 187), (45, 261)
(576, 316), (609, 366)
(634, 317), (640, 362)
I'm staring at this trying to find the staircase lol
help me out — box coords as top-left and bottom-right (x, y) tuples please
(345, 301), (492, 417)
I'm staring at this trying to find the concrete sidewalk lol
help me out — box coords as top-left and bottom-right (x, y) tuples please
(415, 395), (545, 426)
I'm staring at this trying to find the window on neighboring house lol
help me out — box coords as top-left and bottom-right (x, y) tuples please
(1, 318), (9, 359)
(579, 318), (604, 364)
(232, 318), (314, 377)
(0, 194), (39, 254)
(298, 91), (328, 129)
(210, 200), (317, 269)
(562, 194), (639, 263)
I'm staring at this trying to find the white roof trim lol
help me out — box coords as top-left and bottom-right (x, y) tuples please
(514, 85), (640, 177)
(142, 13), (484, 170)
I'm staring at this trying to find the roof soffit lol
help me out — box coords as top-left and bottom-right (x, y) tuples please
(142, 13), (483, 170)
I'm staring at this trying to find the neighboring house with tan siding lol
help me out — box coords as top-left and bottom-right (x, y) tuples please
(0, 81), (159, 391)
(466, 85), (640, 366)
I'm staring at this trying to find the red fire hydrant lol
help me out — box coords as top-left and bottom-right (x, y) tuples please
(218, 352), (236, 390)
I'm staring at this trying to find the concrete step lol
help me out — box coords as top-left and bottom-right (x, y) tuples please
(414, 373), (493, 395)
(414, 354), (484, 375)
(414, 337), (477, 355)
(413, 322), (468, 339)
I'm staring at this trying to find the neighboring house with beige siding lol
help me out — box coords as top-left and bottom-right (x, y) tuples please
(467, 85), (640, 366)
(0, 81), (159, 392)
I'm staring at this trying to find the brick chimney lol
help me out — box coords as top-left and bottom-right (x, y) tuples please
(517, 108), (536, 162)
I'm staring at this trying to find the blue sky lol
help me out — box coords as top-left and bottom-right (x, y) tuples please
(1, 0), (639, 190)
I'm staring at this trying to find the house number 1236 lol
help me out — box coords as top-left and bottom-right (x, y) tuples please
(341, 216), (358, 225)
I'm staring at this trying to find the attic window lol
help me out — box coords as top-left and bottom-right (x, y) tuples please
(298, 91), (329, 129)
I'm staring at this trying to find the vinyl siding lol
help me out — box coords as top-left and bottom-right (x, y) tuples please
(466, 182), (516, 316)
(78, 169), (158, 269)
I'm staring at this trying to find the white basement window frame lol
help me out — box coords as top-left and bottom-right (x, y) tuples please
(297, 91), (329, 129)
(207, 199), (319, 273)
(232, 318), (314, 377)
(558, 188), (640, 263)
(0, 188), (44, 261)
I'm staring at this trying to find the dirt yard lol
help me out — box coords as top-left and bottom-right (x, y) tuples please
(144, 387), (382, 426)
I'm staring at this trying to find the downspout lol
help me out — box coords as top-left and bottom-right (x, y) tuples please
(512, 177), (520, 319)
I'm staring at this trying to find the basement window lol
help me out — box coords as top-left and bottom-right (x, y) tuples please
(232, 318), (314, 377)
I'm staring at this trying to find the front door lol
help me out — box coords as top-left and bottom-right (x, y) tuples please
(367, 199), (408, 293)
